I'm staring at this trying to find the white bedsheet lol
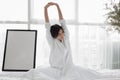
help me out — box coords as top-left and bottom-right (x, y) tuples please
(0, 69), (120, 80)
(99, 69), (120, 78)
(96, 78), (120, 80)
(0, 77), (28, 80)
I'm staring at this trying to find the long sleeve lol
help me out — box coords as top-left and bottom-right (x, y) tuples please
(59, 19), (69, 40)
(45, 22), (54, 47)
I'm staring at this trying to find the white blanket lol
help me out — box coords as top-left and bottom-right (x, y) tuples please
(0, 68), (120, 80)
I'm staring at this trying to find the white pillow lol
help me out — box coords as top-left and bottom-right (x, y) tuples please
(0, 77), (29, 80)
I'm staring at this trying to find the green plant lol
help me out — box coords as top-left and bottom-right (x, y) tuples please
(105, 1), (120, 32)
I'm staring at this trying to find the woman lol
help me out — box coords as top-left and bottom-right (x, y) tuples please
(44, 2), (73, 72)
(23, 2), (103, 80)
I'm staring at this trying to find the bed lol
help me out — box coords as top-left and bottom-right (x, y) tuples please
(0, 69), (119, 80)
(0, 71), (27, 80)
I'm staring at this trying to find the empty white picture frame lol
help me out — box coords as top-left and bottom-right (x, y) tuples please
(2, 29), (37, 72)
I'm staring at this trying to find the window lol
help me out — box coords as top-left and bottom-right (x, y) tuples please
(31, 0), (108, 70)
(0, 0), (119, 70)
(0, 0), (28, 21)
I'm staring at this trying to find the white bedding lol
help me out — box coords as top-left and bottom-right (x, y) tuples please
(99, 69), (120, 78)
(0, 77), (28, 80)
(0, 71), (27, 80)
(96, 78), (120, 80)
(0, 69), (119, 80)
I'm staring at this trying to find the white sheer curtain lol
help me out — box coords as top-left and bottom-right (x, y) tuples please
(76, 25), (120, 70)
(0, 0), (120, 71)
(100, 31), (120, 69)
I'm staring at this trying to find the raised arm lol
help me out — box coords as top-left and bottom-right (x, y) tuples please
(44, 3), (55, 47)
(55, 3), (63, 20)
(44, 3), (50, 23)
(54, 3), (70, 39)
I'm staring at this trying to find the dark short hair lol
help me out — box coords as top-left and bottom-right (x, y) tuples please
(50, 24), (64, 38)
